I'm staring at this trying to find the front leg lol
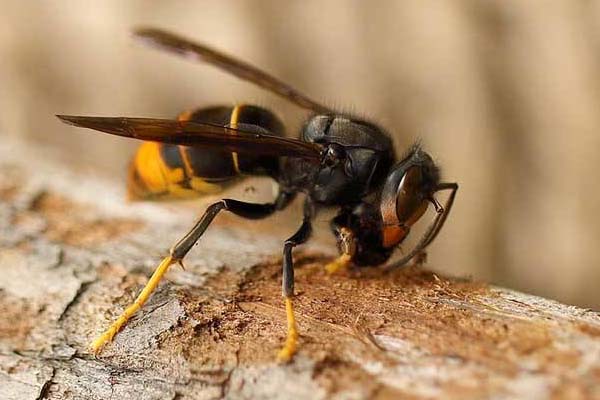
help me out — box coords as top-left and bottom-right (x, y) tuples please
(325, 226), (356, 274)
(277, 201), (314, 362)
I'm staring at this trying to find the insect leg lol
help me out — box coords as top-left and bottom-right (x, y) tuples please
(277, 201), (314, 362)
(421, 182), (458, 248)
(384, 183), (458, 271)
(325, 227), (356, 274)
(90, 192), (294, 354)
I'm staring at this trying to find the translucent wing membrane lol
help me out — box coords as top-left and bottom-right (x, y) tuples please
(134, 27), (332, 114)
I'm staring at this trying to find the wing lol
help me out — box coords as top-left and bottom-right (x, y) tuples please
(57, 115), (324, 160)
(133, 27), (331, 114)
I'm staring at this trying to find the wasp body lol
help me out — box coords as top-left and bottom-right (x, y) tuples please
(58, 28), (458, 362)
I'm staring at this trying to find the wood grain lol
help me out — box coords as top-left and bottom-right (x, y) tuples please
(0, 140), (599, 400)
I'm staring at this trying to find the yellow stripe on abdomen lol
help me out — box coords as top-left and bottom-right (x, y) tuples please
(128, 142), (221, 200)
(128, 106), (249, 200)
(229, 104), (242, 173)
(133, 142), (176, 193)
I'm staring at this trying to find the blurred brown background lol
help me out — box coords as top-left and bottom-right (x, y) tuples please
(1, 1), (599, 308)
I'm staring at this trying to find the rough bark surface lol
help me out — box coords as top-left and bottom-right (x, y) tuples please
(0, 140), (599, 400)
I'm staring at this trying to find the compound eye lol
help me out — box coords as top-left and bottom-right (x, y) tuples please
(395, 166), (428, 227)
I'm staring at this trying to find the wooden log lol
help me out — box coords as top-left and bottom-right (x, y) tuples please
(0, 139), (599, 400)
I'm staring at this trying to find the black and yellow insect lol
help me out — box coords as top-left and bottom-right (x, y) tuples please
(58, 27), (458, 362)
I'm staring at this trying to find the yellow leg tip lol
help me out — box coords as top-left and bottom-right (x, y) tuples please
(277, 334), (298, 363)
(325, 254), (352, 275)
(89, 316), (127, 354)
(89, 339), (104, 354)
(89, 255), (176, 355)
(89, 328), (116, 354)
(277, 297), (299, 363)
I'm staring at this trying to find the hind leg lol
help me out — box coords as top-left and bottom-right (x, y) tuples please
(91, 193), (294, 353)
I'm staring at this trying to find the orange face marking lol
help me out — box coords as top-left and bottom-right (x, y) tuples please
(382, 225), (408, 248)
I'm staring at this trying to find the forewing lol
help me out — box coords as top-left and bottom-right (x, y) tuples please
(57, 115), (323, 160)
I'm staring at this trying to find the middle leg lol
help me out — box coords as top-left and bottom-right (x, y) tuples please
(277, 200), (314, 362)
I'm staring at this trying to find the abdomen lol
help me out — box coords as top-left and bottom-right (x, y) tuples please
(128, 105), (285, 200)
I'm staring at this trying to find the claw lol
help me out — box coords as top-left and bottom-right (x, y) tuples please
(325, 254), (352, 274)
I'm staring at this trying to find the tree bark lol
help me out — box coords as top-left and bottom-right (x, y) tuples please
(0, 139), (599, 400)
